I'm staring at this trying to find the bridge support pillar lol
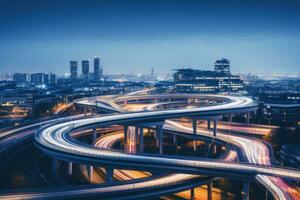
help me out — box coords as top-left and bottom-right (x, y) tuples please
(106, 167), (114, 183)
(87, 165), (93, 182)
(139, 127), (144, 152)
(207, 182), (212, 200)
(52, 159), (58, 175)
(192, 118), (197, 152)
(246, 112), (250, 124)
(135, 126), (139, 147)
(173, 134), (178, 153)
(207, 120), (211, 130)
(190, 188), (195, 199)
(159, 126), (163, 154)
(212, 144), (217, 154)
(173, 134), (177, 145)
(213, 119), (217, 137)
(84, 108), (87, 116)
(242, 181), (250, 200)
(92, 128), (97, 142)
(147, 128), (151, 136)
(124, 125), (128, 145)
(228, 114), (233, 123)
(156, 125), (163, 154)
(155, 129), (159, 148)
(67, 162), (72, 176)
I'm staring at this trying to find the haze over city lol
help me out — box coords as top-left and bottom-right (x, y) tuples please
(1, 0), (300, 74)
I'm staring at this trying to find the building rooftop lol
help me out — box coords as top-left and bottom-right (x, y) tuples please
(214, 58), (230, 64)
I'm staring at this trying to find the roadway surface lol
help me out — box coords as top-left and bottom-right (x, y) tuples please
(131, 99), (300, 200)
(91, 101), (239, 199)
(1, 92), (300, 199)
(34, 95), (300, 181)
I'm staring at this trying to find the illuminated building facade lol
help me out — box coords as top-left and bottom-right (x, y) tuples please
(174, 68), (244, 93)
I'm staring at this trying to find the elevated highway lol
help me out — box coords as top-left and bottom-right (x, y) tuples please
(2, 93), (300, 200)
(34, 95), (300, 181)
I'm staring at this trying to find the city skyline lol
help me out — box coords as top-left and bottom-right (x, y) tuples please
(1, 0), (300, 74)
(2, 56), (300, 77)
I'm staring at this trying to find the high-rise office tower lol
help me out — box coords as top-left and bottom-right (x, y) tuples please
(82, 60), (89, 81)
(214, 58), (230, 74)
(94, 57), (100, 81)
(70, 61), (78, 81)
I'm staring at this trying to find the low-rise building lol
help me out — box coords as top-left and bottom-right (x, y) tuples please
(0, 90), (33, 122)
(30, 73), (46, 85)
(258, 93), (300, 126)
(13, 73), (29, 83)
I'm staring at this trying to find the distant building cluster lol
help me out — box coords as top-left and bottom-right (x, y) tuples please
(0, 90), (33, 121)
(173, 58), (244, 93)
(0, 87), (61, 124)
(246, 77), (300, 126)
(2, 56), (300, 128)
(70, 57), (103, 82)
(13, 72), (57, 86)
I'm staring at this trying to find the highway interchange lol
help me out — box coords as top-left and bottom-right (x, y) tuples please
(0, 90), (300, 199)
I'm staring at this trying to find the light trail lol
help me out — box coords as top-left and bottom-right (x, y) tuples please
(2, 92), (300, 199)
(94, 125), (228, 199)
(166, 120), (300, 200)
(35, 95), (300, 181)
(121, 98), (300, 199)
(83, 97), (300, 199)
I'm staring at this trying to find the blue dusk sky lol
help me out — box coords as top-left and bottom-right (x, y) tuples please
(0, 0), (300, 75)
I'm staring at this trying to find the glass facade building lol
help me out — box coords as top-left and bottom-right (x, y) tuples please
(94, 57), (101, 81)
(82, 60), (90, 82)
(174, 68), (244, 93)
(70, 61), (78, 81)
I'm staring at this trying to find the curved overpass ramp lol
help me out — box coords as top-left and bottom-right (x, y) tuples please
(34, 95), (300, 181)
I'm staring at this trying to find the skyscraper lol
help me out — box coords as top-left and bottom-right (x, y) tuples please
(82, 60), (89, 81)
(94, 57), (100, 81)
(70, 61), (78, 81)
